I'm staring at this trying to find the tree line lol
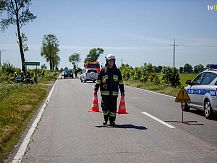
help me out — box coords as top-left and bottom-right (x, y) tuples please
(120, 63), (181, 87)
(180, 64), (207, 74)
(119, 63), (211, 88)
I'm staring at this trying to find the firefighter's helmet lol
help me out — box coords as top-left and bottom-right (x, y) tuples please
(105, 54), (116, 60)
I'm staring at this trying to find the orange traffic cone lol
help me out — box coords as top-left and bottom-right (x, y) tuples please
(88, 93), (100, 112)
(117, 96), (128, 114)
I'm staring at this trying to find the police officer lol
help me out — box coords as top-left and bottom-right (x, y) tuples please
(94, 54), (125, 126)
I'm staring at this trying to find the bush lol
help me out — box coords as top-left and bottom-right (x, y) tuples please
(170, 68), (181, 87)
(1, 63), (16, 75)
(120, 63), (180, 87)
(161, 67), (180, 87)
(153, 75), (160, 84)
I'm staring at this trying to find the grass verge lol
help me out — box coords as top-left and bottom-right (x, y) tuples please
(124, 80), (180, 97)
(0, 84), (48, 162)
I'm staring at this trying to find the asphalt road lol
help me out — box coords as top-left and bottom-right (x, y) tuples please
(19, 78), (217, 163)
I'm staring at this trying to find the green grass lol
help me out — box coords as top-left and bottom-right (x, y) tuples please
(0, 70), (59, 161)
(179, 73), (197, 86)
(38, 71), (59, 84)
(0, 84), (49, 161)
(124, 80), (180, 97)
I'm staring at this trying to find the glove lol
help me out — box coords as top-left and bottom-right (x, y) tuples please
(121, 92), (125, 97)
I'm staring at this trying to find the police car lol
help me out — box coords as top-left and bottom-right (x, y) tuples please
(184, 65), (217, 119)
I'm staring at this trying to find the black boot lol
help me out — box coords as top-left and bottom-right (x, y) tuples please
(109, 121), (116, 126)
(103, 115), (108, 125)
(103, 120), (107, 125)
(109, 115), (116, 126)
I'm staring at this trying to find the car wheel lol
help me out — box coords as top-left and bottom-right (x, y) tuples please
(183, 103), (190, 111)
(204, 100), (213, 119)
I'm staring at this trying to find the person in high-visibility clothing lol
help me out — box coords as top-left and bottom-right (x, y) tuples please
(94, 54), (125, 126)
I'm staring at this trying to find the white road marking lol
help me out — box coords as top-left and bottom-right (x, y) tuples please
(12, 79), (58, 163)
(142, 112), (175, 129)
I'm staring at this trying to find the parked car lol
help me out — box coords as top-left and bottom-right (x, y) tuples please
(63, 70), (73, 79)
(80, 69), (98, 83)
(184, 67), (217, 119)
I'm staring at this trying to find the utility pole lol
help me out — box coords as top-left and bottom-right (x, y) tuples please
(170, 40), (178, 68)
(0, 50), (6, 70)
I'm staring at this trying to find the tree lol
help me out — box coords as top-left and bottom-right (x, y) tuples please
(0, 0), (4, 11)
(194, 64), (204, 73)
(84, 48), (104, 63)
(120, 64), (132, 80)
(161, 66), (172, 84)
(170, 68), (180, 87)
(0, 0), (36, 75)
(161, 66), (180, 87)
(179, 67), (184, 73)
(184, 64), (193, 73)
(155, 65), (162, 73)
(53, 54), (60, 70)
(69, 53), (81, 68)
(41, 34), (60, 71)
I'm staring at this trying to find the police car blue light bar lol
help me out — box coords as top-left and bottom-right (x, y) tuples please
(207, 64), (217, 69)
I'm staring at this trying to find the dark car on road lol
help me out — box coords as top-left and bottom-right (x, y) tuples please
(63, 70), (73, 79)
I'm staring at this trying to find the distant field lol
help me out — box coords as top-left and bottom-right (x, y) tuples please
(179, 73), (197, 86)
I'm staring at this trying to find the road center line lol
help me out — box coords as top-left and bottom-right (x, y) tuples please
(142, 112), (175, 129)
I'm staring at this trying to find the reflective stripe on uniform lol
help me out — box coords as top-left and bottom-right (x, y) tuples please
(113, 75), (118, 81)
(103, 110), (110, 115)
(102, 75), (108, 83)
(101, 91), (109, 95)
(119, 80), (124, 84)
(96, 80), (101, 84)
(112, 91), (118, 96)
(109, 112), (116, 117)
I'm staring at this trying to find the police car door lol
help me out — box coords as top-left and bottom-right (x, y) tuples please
(190, 72), (206, 105)
(196, 72), (217, 106)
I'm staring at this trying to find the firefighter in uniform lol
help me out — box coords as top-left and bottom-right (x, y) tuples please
(94, 54), (125, 126)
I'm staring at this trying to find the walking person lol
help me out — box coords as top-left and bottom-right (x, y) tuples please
(94, 54), (125, 126)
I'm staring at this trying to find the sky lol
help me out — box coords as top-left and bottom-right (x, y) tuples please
(0, 0), (217, 69)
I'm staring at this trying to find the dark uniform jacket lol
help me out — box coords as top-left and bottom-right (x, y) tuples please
(94, 66), (124, 96)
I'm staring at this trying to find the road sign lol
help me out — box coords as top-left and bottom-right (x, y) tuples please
(175, 87), (191, 103)
(174, 87), (196, 125)
(25, 62), (40, 66)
